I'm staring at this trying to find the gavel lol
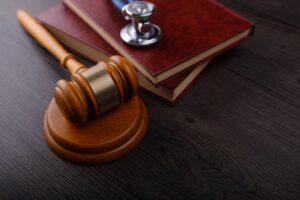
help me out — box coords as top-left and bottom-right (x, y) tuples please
(16, 10), (139, 125)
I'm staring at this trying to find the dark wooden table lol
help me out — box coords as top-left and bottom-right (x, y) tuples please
(1, 0), (299, 199)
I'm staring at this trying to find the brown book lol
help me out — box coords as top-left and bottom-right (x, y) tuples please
(63, 0), (254, 85)
(39, 4), (210, 104)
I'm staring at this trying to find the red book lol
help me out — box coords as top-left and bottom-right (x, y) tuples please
(38, 4), (210, 104)
(63, 0), (254, 85)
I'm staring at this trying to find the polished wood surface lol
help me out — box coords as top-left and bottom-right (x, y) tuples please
(44, 97), (148, 164)
(1, 0), (300, 199)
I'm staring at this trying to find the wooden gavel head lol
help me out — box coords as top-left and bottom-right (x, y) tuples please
(54, 56), (139, 125)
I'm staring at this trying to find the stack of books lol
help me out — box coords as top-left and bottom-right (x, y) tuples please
(38, 0), (254, 104)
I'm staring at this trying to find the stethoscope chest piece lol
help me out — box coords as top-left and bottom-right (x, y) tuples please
(121, 1), (161, 47)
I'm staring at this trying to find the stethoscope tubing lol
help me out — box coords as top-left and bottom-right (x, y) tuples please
(111, 0), (136, 11)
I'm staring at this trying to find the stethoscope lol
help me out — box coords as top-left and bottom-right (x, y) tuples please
(111, 0), (162, 47)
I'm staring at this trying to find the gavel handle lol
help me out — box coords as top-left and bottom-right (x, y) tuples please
(16, 9), (86, 74)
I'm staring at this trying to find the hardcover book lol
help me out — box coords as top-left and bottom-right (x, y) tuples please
(39, 4), (210, 104)
(63, 0), (254, 85)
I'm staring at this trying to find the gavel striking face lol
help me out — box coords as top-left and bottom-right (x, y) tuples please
(54, 56), (139, 125)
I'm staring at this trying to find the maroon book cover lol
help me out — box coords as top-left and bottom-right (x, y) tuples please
(63, 0), (254, 84)
(39, 4), (210, 104)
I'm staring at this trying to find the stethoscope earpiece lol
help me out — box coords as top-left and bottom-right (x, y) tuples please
(120, 1), (161, 47)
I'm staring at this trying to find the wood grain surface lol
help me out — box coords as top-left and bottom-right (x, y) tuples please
(0, 0), (299, 199)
